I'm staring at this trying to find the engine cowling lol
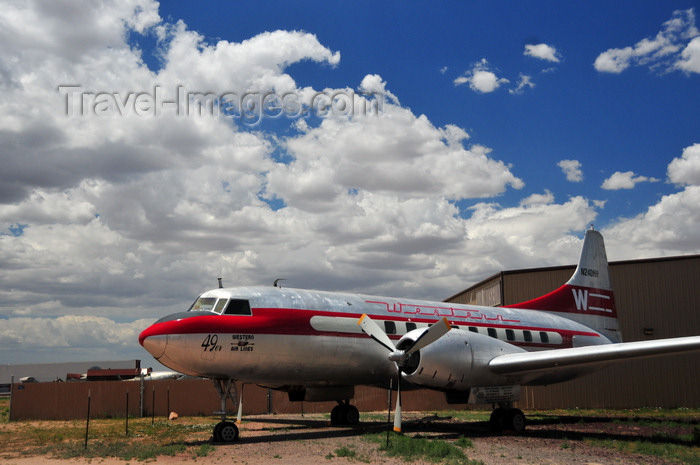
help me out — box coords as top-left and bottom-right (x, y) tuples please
(397, 328), (527, 390)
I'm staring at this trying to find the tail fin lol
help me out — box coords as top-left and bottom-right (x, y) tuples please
(506, 227), (621, 343)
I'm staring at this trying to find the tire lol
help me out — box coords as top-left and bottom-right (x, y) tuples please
(343, 405), (360, 425)
(506, 409), (526, 432)
(331, 405), (359, 426)
(489, 408), (505, 433)
(330, 405), (342, 425)
(213, 421), (239, 442)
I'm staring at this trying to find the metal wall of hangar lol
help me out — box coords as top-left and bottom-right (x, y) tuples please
(446, 254), (700, 409)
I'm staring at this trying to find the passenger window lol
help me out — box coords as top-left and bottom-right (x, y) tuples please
(539, 331), (550, 343)
(487, 328), (497, 338)
(468, 326), (478, 333)
(405, 322), (417, 332)
(523, 331), (533, 342)
(224, 299), (252, 316)
(506, 329), (515, 341)
(384, 321), (397, 335)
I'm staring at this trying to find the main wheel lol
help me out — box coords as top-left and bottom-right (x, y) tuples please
(213, 421), (239, 442)
(343, 405), (360, 425)
(505, 408), (526, 432)
(330, 405), (359, 425)
(330, 405), (342, 425)
(489, 408), (505, 433)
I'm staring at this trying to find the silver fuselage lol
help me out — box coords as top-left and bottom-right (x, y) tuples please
(139, 286), (610, 389)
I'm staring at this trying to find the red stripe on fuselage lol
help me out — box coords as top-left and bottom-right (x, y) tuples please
(139, 307), (601, 349)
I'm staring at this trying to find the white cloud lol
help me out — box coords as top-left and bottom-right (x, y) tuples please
(509, 74), (536, 95)
(603, 185), (700, 256)
(676, 36), (700, 73)
(594, 9), (700, 74)
(524, 43), (561, 62)
(599, 146), (700, 256)
(601, 171), (659, 190)
(267, 104), (524, 213)
(454, 59), (510, 93)
(0, 0), (556, 365)
(667, 143), (700, 185)
(557, 159), (584, 182)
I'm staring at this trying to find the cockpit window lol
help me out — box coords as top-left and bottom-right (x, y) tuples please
(213, 299), (228, 314)
(189, 297), (217, 312)
(223, 299), (252, 315)
(188, 297), (251, 315)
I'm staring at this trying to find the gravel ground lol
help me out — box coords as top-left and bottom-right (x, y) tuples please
(1, 411), (692, 465)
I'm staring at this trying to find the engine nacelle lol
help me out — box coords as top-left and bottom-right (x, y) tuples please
(398, 328), (527, 390)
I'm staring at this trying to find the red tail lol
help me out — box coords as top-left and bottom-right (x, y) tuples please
(506, 228), (621, 343)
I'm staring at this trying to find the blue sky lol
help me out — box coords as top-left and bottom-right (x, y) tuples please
(0, 1), (699, 366)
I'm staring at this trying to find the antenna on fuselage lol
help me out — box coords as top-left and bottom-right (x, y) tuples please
(217, 277), (224, 289)
(273, 278), (286, 288)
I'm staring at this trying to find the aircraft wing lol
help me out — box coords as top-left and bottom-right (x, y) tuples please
(488, 335), (700, 377)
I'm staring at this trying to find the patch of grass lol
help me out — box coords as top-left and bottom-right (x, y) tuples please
(455, 435), (474, 448)
(334, 446), (357, 458)
(589, 438), (700, 465)
(193, 442), (214, 458)
(0, 415), (218, 461)
(333, 445), (371, 463)
(366, 432), (483, 465)
(0, 398), (9, 423)
(53, 439), (187, 461)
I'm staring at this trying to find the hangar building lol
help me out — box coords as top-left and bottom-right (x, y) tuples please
(446, 254), (700, 409)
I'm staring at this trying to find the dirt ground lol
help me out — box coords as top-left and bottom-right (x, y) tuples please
(1, 411), (696, 465)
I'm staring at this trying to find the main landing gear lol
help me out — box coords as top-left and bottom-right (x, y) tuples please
(330, 401), (360, 426)
(489, 402), (526, 433)
(212, 379), (241, 443)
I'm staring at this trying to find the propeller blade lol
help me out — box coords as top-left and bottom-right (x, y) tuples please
(405, 317), (451, 354)
(393, 373), (402, 433)
(358, 314), (396, 352)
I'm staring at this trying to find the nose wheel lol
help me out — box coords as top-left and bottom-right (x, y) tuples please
(213, 420), (239, 443)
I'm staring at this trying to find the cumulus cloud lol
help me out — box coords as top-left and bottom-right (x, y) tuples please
(603, 185), (700, 255)
(557, 159), (584, 182)
(601, 171), (659, 190)
(594, 9), (700, 74)
(454, 59), (510, 93)
(667, 143), (700, 185)
(676, 36), (700, 73)
(524, 43), (561, 62)
(602, 145), (700, 256)
(0, 0), (558, 363)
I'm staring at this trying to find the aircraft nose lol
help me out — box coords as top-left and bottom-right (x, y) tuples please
(141, 334), (168, 359)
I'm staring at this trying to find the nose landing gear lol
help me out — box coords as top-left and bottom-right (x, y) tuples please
(212, 379), (241, 443)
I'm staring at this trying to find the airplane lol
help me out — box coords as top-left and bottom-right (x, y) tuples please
(139, 227), (700, 442)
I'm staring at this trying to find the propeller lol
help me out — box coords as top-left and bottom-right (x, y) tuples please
(358, 314), (451, 432)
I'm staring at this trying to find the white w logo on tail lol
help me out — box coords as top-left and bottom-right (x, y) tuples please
(572, 288), (588, 311)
